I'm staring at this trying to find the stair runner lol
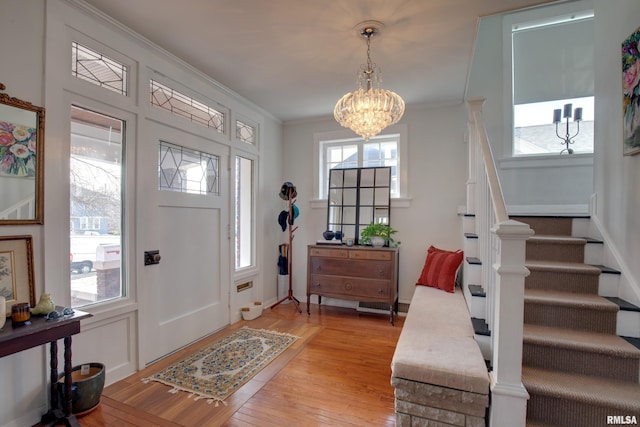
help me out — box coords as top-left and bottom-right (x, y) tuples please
(514, 217), (640, 426)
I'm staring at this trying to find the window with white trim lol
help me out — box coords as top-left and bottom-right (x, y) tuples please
(236, 120), (256, 145)
(150, 80), (225, 133)
(72, 41), (128, 96)
(510, 9), (594, 156)
(234, 155), (254, 270)
(70, 105), (124, 307)
(318, 133), (401, 199)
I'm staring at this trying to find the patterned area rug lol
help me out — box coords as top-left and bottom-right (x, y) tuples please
(142, 327), (298, 406)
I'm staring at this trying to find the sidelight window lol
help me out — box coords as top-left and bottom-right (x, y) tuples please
(70, 105), (124, 307)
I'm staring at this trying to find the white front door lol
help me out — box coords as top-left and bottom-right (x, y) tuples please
(138, 120), (230, 365)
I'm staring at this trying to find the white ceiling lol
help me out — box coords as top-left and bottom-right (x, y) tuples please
(82, 0), (559, 122)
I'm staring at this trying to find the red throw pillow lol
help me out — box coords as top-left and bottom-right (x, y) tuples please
(416, 245), (464, 293)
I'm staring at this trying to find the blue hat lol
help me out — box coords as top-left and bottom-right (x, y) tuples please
(277, 210), (288, 231)
(288, 204), (300, 225)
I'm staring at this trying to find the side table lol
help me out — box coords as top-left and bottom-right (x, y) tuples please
(0, 307), (91, 427)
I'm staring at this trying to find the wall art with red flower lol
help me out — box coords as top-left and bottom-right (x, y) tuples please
(0, 120), (37, 176)
(623, 25), (640, 156)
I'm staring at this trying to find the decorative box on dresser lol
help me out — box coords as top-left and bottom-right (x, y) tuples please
(306, 244), (399, 325)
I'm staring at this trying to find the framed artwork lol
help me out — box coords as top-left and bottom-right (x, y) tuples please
(0, 235), (35, 315)
(622, 26), (640, 156)
(0, 83), (45, 224)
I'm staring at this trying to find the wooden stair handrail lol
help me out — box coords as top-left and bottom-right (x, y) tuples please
(467, 98), (508, 223)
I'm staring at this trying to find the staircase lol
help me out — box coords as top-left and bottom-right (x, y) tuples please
(465, 99), (640, 425)
(514, 216), (640, 426)
(463, 214), (640, 425)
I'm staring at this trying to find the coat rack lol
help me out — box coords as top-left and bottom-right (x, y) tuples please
(271, 184), (302, 313)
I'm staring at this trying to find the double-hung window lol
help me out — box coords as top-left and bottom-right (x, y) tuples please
(316, 129), (405, 200)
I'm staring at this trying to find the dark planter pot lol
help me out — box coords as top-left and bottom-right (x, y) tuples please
(57, 362), (105, 415)
(322, 230), (335, 240)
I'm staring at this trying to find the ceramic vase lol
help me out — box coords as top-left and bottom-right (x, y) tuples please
(370, 236), (385, 247)
(322, 230), (335, 240)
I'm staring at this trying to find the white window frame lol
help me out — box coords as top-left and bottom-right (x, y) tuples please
(312, 124), (409, 208)
(67, 98), (135, 310)
(502, 0), (595, 159)
(234, 153), (256, 272)
(231, 110), (260, 278)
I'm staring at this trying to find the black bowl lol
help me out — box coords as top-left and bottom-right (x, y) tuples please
(322, 230), (335, 240)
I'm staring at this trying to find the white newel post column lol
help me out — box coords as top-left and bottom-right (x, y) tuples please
(490, 219), (533, 427)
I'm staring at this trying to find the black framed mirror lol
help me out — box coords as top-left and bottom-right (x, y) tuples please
(327, 166), (391, 244)
(0, 83), (45, 225)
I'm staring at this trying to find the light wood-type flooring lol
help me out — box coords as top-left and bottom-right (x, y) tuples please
(58, 303), (404, 426)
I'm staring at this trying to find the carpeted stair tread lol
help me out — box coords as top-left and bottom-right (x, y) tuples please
(525, 261), (601, 295)
(511, 216), (573, 236)
(528, 235), (586, 245)
(523, 324), (640, 358)
(526, 236), (586, 262)
(523, 324), (640, 380)
(525, 260), (601, 275)
(522, 366), (640, 412)
(524, 289), (618, 333)
(524, 289), (618, 311)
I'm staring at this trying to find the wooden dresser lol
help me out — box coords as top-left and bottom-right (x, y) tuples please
(306, 244), (399, 324)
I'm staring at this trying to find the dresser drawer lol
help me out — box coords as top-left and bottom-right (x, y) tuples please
(309, 274), (390, 300)
(309, 247), (349, 258)
(309, 257), (392, 280)
(348, 250), (392, 261)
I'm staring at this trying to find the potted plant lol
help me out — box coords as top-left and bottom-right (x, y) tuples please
(359, 223), (400, 247)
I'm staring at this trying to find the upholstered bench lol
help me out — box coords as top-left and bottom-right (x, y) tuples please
(391, 285), (490, 427)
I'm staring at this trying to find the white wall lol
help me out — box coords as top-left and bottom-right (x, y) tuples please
(258, 118), (285, 304)
(283, 103), (467, 305)
(593, 0), (640, 303)
(467, 2), (595, 214)
(0, 2), (49, 426)
(0, 1), (284, 426)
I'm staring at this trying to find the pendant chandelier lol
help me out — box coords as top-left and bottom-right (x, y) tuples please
(334, 22), (405, 140)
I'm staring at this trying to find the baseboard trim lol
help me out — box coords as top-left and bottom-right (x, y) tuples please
(507, 204), (589, 216)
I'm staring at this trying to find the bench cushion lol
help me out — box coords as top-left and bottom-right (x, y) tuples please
(391, 285), (490, 394)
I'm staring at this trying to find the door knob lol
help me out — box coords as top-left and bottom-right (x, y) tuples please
(144, 250), (161, 265)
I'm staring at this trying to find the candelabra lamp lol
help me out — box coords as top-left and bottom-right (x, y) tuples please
(553, 103), (582, 154)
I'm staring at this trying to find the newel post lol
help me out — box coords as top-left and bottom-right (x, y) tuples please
(489, 219), (533, 427)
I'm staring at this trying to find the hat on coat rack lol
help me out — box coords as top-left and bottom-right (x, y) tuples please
(288, 203), (300, 225)
(279, 181), (297, 200)
(277, 210), (288, 231)
(277, 203), (300, 230)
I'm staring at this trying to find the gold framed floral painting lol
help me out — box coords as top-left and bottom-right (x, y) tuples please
(0, 235), (35, 315)
(0, 83), (45, 225)
(622, 25), (640, 156)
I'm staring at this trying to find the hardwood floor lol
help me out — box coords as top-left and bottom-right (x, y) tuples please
(69, 303), (404, 426)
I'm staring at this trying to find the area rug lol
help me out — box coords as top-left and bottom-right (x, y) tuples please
(141, 327), (298, 406)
